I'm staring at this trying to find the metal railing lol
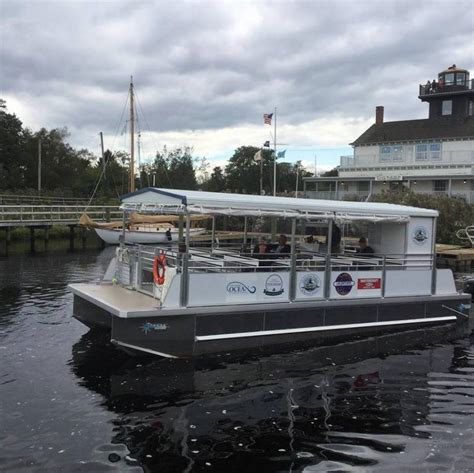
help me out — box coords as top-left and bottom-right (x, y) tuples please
(0, 205), (122, 225)
(419, 79), (474, 96)
(118, 244), (435, 303)
(0, 194), (92, 205)
(339, 151), (473, 168)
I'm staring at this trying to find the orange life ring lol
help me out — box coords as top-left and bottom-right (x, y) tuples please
(153, 253), (166, 285)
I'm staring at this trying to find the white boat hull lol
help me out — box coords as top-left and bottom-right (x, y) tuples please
(95, 227), (206, 244)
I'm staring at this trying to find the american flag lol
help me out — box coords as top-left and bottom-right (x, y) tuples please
(263, 113), (273, 125)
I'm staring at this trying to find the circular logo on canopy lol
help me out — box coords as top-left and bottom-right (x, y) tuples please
(299, 274), (321, 295)
(333, 272), (355, 296)
(412, 226), (429, 245)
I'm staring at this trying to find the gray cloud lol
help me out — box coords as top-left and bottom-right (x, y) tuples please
(1, 0), (473, 144)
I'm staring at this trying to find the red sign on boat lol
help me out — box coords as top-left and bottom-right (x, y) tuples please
(357, 278), (381, 290)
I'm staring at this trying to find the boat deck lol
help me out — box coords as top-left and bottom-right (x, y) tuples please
(70, 283), (161, 318)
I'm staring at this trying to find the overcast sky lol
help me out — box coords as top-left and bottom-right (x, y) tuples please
(1, 0), (473, 172)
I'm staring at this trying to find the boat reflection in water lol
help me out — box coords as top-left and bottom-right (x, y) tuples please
(71, 321), (474, 472)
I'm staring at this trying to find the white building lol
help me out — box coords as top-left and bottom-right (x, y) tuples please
(304, 65), (474, 203)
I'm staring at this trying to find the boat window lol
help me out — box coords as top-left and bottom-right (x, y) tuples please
(442, 100), (452, 115)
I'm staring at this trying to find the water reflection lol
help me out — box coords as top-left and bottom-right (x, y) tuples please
(71, 325), (474, 472)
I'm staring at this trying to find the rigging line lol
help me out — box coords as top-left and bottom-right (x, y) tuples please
(85, 87), (130, 209)
(135, 88), (173, 188)
(85, 152), (110, 210)
(110, 89), (130, 152)
(134, 90), (154, 136)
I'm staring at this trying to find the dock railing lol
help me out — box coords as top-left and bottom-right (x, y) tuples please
(0, 205), (122, 226)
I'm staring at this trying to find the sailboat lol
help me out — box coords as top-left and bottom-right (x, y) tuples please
(89, 78), (207, 244)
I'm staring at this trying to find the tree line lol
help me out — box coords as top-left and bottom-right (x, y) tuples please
(0, 100), (312, 200)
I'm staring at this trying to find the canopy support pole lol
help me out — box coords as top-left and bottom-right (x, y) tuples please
(211, 216), (216, 251)
(289, 218), (297, 301)
(243, 216), (248, 251)
(178, 215), (184, 241)
(431, 217), (438, 295)
(324, 218), (333, 299)
(180, 213), (191, 307)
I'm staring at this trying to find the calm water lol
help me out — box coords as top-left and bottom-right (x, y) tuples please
(1, 248), (474, 472)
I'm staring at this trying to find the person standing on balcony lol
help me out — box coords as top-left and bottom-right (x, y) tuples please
(431, 79), (437, 93)
(425, 80), (431, 94)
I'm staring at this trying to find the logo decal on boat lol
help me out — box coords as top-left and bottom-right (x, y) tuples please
(357, 278), (381, 290)
(299, 274), (321, 295)
(140, 322), (169, 334)
(458, 303), (471, 312)
(412, 226), (429, 245)
(226, 281), (257, 294)
(263, 274), (284, 296)
(333, 272), (355, 296)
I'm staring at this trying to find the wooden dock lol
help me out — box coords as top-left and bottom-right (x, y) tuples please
(436, 244), (474, 271)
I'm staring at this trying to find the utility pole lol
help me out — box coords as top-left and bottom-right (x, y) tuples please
(314, 154), (317, 177)
(37, 138), (41, 194)
(295, 162), (299, 198)
(129, 76), (135, 193)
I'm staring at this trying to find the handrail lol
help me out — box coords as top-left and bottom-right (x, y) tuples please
(118, 244), (438, 304)
(0, 205), (122, 224)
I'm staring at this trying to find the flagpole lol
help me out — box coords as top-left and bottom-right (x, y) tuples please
(260, 158), (263, 195)
(273, 106), (277, 197)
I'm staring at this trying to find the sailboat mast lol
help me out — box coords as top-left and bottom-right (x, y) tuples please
(129, 76), (135, 193)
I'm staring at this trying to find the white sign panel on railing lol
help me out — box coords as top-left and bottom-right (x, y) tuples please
(295, 272), (325, 300)
(188, 272), (290, 307)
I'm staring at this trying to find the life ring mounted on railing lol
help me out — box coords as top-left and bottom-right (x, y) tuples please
(153, 253), (166, 286)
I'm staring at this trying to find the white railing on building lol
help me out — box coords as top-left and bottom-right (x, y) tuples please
(307, 190), (473, 204)
(340, 150), (474, 169)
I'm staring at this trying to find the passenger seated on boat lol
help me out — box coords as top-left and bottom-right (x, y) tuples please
(268, 235), (291, 258)
(357, 237), (374, 255)
(300, 234), (320, 252)
(253, 236), (269, 256)
(356, 237), (375, 270)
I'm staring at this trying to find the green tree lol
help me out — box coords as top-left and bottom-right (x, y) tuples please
(0, 99), (27, 190)
(203, 166), (227, 192)
(149, 146), (197, 190)
(225, 146), (274, 194)
(374, 189), (474, 244)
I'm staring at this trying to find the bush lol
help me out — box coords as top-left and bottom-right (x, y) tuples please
(373, 189), (474, 244)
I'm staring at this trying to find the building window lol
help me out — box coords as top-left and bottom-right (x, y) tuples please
(469, 101), (473, 116)
(456, 73), (466, 86)
(415, 144), (428, 161)
(442, 100), (452, 115)
(429, 143), (441, 160)
(357, 181), (370, 192)
(444, 73), (455, 86)
(433, 180), (447, 192)
(380, 146), (392, 162)
(391, 145), (403, 161)
(379, 145), (404, 162)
